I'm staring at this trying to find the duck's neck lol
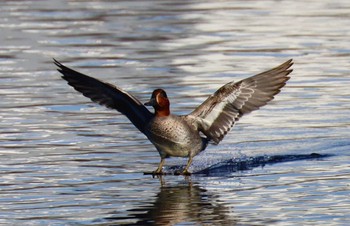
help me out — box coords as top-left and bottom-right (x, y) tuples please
(155, 98), (170, 117)
(155, 107), (170, 117)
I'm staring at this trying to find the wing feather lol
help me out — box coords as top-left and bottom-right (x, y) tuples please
(190, 59), (293, 144)
(54, 59), (153, 133)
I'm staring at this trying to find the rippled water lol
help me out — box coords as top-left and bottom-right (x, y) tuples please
(1, 0), (349, 225)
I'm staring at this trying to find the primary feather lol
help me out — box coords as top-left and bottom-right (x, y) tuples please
(190, 59), (293, 144)
(54, 59), (153, 133)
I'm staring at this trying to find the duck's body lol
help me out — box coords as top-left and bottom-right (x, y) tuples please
(55, 59), (293, 175)
(145, 114), (208, 173)
(145, 114), (206, 158)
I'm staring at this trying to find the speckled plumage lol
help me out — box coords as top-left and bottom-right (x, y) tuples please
(145, 115), (207, 158)
(55, 59), (293, 175)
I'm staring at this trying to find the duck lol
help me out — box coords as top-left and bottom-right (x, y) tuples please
(54, 59), (293, 175)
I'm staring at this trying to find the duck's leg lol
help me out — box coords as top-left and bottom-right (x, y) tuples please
(153, 158), (165, 175)
(182, 156), (193, 175)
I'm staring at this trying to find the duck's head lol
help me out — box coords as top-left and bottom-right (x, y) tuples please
(144, 89), (170, 117)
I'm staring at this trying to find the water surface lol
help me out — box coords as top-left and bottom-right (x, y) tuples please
(0, 0), (349, 225)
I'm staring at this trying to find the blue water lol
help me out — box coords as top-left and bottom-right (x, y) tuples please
(0, 0), (349, 225)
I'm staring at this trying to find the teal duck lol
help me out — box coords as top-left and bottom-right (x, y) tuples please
(55, 59), (293, 175)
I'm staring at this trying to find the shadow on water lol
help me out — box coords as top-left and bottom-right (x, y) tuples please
(168, 153), (333, 177)
(105, 180), (238, 225)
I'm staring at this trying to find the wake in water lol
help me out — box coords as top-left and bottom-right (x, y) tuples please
(163, 153), (333, 176)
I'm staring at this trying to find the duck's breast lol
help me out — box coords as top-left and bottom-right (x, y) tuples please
(145, 115), (203, 157)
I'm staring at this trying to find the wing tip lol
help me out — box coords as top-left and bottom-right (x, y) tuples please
(53, 58), (62, 68)
(53, 58), (68, 77)
(285, 59), (294, 71)
(280, 58), (294, 71)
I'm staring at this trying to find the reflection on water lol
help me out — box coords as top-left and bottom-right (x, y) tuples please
(1, 0), (350, 225)
(107, 180), (236, 225)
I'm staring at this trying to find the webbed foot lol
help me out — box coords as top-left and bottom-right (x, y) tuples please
(182, 170), (192, 176)
(174, 169), (192, 176)
(153, 170), (166, 175)
(143, 171), (166, 175)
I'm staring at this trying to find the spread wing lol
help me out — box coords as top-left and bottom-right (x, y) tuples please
(189, 59), (293, 144)
(54, 59), (153, 133)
